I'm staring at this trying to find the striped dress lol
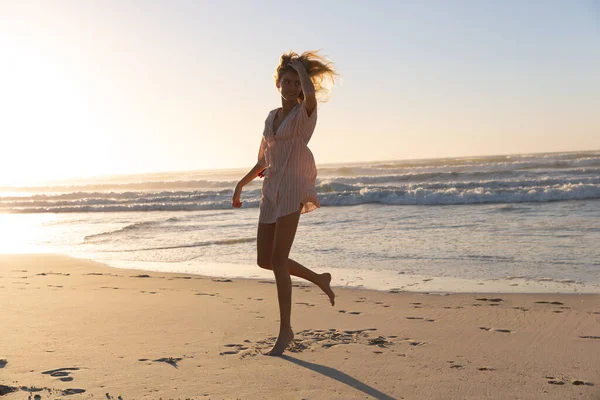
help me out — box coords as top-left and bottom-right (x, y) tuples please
(257, 101), (320, 224)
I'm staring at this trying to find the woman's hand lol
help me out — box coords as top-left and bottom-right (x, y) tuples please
(232, 184), (243, 208)
(288, 59), (306, 73)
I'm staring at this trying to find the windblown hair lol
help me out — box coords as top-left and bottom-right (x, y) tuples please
(274, 50), (338, 102)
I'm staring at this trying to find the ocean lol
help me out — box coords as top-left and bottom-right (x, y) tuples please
(1, 150), (599, 293)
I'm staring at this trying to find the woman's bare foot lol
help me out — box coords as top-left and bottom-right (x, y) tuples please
(318, 273), (335, 306)
(266, 326), (294, 356)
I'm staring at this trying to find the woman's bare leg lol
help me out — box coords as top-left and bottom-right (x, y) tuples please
(267, 209), (301, 356)
(287, 259), (335, 306)
(258, 224), (335, 306)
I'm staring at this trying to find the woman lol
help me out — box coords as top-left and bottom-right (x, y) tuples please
(232, 50), (337, 356)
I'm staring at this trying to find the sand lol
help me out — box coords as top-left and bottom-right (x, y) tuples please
(0, 254), (598, 399)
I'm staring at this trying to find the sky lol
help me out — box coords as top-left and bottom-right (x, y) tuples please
(1, 0), (599, 185)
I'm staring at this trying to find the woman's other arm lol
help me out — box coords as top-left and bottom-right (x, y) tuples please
(232, 163), (265, 208)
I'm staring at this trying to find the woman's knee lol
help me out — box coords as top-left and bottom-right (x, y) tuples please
(257, 259), (272, 270)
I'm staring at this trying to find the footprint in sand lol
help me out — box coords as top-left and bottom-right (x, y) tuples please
(37, 272), (70, 276)
(223, 344), (249, 349)
(152, 357), (183, 367)
(296, 302), (314, 307)
(535, 301), (564, 305)
(62, 388), (86, 395)
(367, 336), (394, 348)
(196, 292), (217, 296)
(41, 367), (80, 382)
(545, 376), (566, 385)
(579, 335), (600, 339)
(131, 274), (151, 278)
(213, 278), (233, 283)
(344, 328), (377, 334)
(0, 385), (18, 395)
(571, 380), (595, 386)
(219, 344), (249, 355)
(480, 327), (512, 333)
(476, 298), (504, 303)
(544, 376), (595, 387)
(348, 311), (361, 315)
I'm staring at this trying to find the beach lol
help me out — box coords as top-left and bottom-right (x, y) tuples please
(3, 0), (600, 397)
(1, 254), (598, 399)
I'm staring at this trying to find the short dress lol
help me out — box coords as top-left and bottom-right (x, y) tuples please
(257, 101), (320, 224)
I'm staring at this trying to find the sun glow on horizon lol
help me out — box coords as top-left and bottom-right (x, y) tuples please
(0, 214), (57, 254)
(1, 2), (599, 187)
(1, 29), (116, 185)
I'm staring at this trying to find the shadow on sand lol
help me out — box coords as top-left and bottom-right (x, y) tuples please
(281, 355), (398, 400)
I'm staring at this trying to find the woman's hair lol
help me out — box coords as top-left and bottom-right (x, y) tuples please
(274, 50), (338, 102)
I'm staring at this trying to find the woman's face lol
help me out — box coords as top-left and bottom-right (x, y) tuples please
(277, 70), (302, 101)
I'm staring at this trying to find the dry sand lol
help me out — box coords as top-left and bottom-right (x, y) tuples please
(1, 254), (599, 399)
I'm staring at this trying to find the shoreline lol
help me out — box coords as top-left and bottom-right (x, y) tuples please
(1, 253), (599, 399)
(65, 251), (600, 295)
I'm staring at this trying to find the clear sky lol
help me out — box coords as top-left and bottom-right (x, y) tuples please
(1, 0), (599, 185)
